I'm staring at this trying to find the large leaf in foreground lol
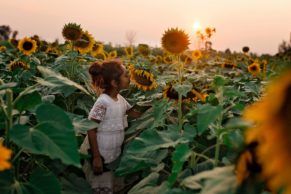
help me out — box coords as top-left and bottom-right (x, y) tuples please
(35, 66), (90, 96)
(10, 103), (80, 167)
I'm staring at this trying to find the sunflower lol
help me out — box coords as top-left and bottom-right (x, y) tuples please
(163, 84), (205, 103)
(62, 23), (82, 41)
(91, 43), (104, 57)
(39, 41), (49, 52)
(248, 62), (261, 77)
(129, 65), (157, 91)
(156, 55), (163, 64)
(124, 47), (134, 58)
(149, 56), (157, 64)
(7, 60), (30, 71)
(74, 31), (94, 54)
(161, 28), (190, 55)
(9, 38), (19, 47)
(0, 143), (12, 171)
(181, 54), (192, 64)
(0, 45), (6, 52)
(31, 35), (41, 47)
(191, 50), (202, 61)
(45, 46), (60, 56)
(107, 50), (118, 59)
(138, 44), (150, 57)
(163, 55), (172, 64)
(17, 37), (38, 56)
(243, 70), (291, 193)
(95, 52), (107, 61)
(205, 27), (215, 38)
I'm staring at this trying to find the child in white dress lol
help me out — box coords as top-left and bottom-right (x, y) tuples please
(80, 60), (141, 194)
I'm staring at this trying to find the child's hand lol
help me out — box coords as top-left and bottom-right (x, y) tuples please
(92, 156), (103, 175)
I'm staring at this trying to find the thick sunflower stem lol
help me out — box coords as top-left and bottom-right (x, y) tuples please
(177, 55), (184, 132)
(178, 93), (183, 132)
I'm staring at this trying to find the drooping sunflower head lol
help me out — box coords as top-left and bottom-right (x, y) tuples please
(124, 47), (134, 58)
(138, 44), (150, 57)
(128, 64), (157, 91)
(161, 28), (190, 55)
(17, 37), (38, 56)
(7, 60), (30, 71)
(191, 50), (202, 61)
(62, 23), (82, 41)
(248, 62), (261, 76)
(74, 31), (95, 54)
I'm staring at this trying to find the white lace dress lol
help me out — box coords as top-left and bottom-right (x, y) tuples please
(79, 93), (132, 193)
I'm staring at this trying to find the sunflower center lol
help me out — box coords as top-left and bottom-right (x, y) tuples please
(64, 28), (82, 40)
(250, 66), (258, 72)
(23, 41), (33, 50)
(133, 72), (153, 86)
(74, 39), (89, 48)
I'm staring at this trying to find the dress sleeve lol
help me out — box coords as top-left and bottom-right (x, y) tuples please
(119, 94), (133, 111)
(88, 99), (107, 121)
(125, 99), (133, 111)
(123, 96), (133, 111)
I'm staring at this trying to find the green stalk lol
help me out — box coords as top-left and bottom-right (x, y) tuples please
(214, 137), (220, 166)
(214, 99), (224, 167)
(178, 94), (183, 132)
(177, 55), (184, 132)
(5, 89), (13, 146)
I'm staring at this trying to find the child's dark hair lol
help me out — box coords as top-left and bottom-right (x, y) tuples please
(88, 60), (124, 91)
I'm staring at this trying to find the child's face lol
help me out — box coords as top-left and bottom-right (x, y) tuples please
(119, 65), (130, 90)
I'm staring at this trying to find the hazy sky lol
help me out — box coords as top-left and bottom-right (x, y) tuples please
(1, 0), (291, 54)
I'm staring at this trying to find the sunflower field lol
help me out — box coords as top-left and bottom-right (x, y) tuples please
(0, 23), (291, 194)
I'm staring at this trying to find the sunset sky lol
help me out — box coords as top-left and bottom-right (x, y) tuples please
(1, 0), (291, 54)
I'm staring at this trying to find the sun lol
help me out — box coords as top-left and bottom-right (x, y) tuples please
(193, 21), (201, 32)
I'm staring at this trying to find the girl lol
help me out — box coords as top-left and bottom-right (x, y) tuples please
(80, 60), (141, 194)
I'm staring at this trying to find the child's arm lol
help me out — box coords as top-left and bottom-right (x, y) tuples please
(87, 119), (103, 175)
(126, 108), (143, 119)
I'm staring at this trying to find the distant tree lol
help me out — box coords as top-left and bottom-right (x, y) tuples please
(0, 25), (18, 41)
(0, 25), (11, 40)
(125, 31), (137, 46)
